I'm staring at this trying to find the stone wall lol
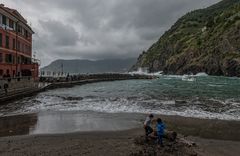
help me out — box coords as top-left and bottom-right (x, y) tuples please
(0, 78), (38, 98)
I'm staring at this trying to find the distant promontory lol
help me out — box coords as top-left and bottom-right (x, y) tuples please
(42, 58), (137, 74)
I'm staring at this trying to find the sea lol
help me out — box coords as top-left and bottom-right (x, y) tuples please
(0, 73), (240, 135)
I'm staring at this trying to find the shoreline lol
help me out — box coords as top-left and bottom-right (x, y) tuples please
(0, 127), (240, 156)
(0, 112), (239, 155)
(0, 111), (240, 141)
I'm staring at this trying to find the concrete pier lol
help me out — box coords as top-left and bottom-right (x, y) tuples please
(41, 73), (155, 90)
(0, 73), (154, 103)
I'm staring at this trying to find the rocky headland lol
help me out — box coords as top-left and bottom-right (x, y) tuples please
(132, 0), (240, 77)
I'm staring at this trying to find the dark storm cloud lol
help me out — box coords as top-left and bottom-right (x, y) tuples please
(2, 0), (220, 66)
(39, 20), (79, 46)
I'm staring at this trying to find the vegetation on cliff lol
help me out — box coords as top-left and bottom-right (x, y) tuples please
(132, 0), (240, 76)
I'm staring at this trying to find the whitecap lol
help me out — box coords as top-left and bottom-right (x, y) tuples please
(195, 72), (208, 77)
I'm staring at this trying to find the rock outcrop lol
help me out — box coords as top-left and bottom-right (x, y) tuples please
(132, 0), (240, 77)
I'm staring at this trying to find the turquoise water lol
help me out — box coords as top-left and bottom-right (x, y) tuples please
(1, 75), (240, 120)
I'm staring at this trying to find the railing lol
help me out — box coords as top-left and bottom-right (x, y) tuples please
(0, 24), (14, 31)
(0, 24), (32, 41)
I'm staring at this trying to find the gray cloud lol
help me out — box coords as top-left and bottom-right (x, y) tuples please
(2, 0), (220, 66)
(39, 20), (79, 46)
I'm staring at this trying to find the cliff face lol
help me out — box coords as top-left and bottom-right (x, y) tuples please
(132, 0), (240, 77)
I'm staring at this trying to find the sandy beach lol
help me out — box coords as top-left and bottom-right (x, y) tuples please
(0, 114), (240, 156)
(0, 128), (240, 156)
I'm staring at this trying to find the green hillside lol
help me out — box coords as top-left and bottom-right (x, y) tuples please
(132, 0), (240, 76)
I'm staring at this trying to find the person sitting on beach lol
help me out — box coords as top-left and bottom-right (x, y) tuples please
(156, 118), (166, 147)
(144, 114), (154, 141)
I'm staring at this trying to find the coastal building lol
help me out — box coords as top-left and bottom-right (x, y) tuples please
(0, 4), (39, 80)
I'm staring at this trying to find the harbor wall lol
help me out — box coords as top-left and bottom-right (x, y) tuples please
(0, 77), (39, 103)
(0, 73), (154, 103)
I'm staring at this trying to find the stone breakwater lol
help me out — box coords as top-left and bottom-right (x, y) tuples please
(41, 73), (155, 90)
(0, 73), (155, 103)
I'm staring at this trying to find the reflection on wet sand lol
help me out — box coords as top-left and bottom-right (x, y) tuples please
(0, 111), (142, 137)
(0, 111), (240, 141)
(0, 114), (38, 137)
(31, 111), (142, 134)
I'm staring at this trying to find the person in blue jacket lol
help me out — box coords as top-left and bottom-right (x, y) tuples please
(156, 118), (165, 146)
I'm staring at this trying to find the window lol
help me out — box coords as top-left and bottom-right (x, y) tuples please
(13, 39), (16, 50)
(5, 54), (12, 63)
(17, 40), (20, 51)
(19, 43), (21, 52)
(9, 19), (14, 28)
(0, 14), (2, 25)
(5, 36), (9, 49)
(12, 56), (15, 64)
(25, 29), (28, 38)
(17, 56), (20, 64)
(2, 15), (6, 25)
(13, 22), (16, 30)
(21, 43), (24, 52)
(17, 24), (22, 33)
(0, 33), (2, 47)
(0, 69), (3, 76)
(25, 45), (28, 53)
(0, 53), (2, 62)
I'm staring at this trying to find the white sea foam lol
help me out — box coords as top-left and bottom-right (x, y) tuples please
(208, 84), (223, 87)
(129, 68), (163, 77)
(163, 72), (208, 80)
(16, 94), (240, 121)
(130, 69), (209, 79)
(162, 75), (183, 79)
(182, 75), (196, 82)
(195, 72), (208, 77)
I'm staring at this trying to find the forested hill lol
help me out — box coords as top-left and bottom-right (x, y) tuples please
(132, 0), (240, 77)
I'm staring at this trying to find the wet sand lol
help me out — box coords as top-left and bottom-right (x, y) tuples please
(0, 129), (142, 156)
(0, 128), (240, 156)
(158, 115), (240, 141)
(0, 113), (240, 155)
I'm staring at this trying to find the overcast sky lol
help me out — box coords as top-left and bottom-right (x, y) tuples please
(2, 0), (219, 66)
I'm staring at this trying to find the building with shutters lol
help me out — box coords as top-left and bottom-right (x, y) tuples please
(0, 4), (39, 80)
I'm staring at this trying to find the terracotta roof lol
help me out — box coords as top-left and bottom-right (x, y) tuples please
(1, 4), (27, 23)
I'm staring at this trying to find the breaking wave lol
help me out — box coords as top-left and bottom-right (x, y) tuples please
(1, 75), (240, 121)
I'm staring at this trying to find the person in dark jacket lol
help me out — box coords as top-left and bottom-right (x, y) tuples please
(144, 114), (154, 141)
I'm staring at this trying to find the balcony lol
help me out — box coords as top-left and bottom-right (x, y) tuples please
(0, 24), (14, 31)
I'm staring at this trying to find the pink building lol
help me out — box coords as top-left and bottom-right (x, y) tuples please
(0, 4), (39, 80)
